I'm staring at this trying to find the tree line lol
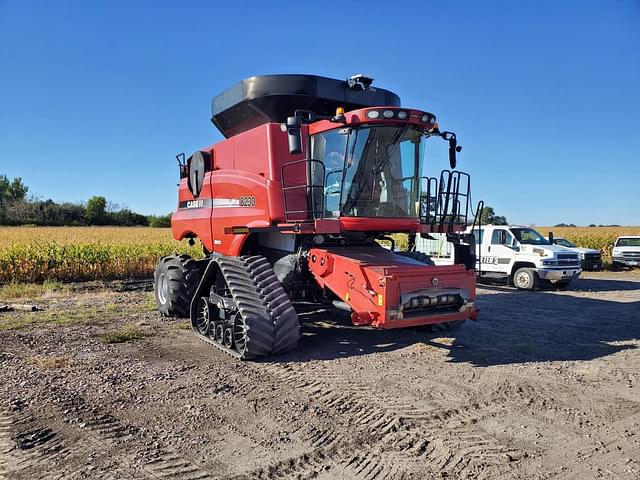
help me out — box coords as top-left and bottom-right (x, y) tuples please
(0, 175), (171, 227)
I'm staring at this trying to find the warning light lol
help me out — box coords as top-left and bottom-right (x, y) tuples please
(377, 294), (383, 306)
(336, 107), (345, 116)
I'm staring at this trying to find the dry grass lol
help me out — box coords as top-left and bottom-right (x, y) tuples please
(0, 280), (64, 300)
(28, 355), (71, 369)
(101, 325), (144, 343)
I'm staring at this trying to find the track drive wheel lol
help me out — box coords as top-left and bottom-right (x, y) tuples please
(154, 254), (202, 317)
(194, 297), (213, 335)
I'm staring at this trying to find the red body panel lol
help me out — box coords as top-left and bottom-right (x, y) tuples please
(172, 123), (307, 255)
(171, 113), (462, 253)
(307, 246), (477, 328)
(171, 105), (478, 329)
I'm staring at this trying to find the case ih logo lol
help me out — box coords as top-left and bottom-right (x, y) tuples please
(186, 199), (205, 209)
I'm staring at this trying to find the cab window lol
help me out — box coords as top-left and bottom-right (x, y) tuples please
(491, 229), (513, 245)
(472, 228), (484, 245)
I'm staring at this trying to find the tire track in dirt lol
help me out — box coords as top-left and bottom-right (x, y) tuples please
(0, 410), (13, 480)
(240, 363), (526, 479)
(0, 359), (214, 480)
(54, 392), (216, 480)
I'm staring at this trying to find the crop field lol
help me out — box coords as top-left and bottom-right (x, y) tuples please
(0, 227), (199, 284)
(541, 226), (640, 260)
(1, 226), (639, 284)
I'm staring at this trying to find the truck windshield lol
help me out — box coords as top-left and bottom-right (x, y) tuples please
(555, 238), (576, 248)
(616, 237), (640, 247)
(511, 227), (550, 245)
(312, 125), (426, 218)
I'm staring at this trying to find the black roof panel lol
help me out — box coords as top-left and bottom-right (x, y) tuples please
(211, 74), (401, 138)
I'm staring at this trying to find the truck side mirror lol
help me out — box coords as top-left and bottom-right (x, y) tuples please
(499, 230), (507, 244)
(548, 232), (554, 245)
(286, 116), (303, 155)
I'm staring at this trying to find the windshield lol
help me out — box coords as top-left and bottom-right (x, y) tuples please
(512, 227), (550, 245)
(312, 125), (426, 218)
(555, 238), (576, 248)
(616, 237), (640, 247)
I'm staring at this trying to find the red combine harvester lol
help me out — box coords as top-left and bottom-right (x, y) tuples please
(154, 74), (481, 359)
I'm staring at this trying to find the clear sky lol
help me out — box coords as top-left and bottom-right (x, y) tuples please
(1, 1), (639, 225)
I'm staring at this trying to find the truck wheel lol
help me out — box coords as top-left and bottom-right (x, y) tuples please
(513, 267), (538, 290)
(154, 254), (202, 317)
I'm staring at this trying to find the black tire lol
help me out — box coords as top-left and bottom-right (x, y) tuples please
(398, 251), (435, 266)
(154, 254), (201, 317)
(513, 267), (538, 290)
(611, 262), (621, 271)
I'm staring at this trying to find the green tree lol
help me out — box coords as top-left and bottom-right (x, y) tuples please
(148, 213), (172, 228)
(479, 206), (508, 225)
(85, 196), (107, 225)
(0, 175), (28, 204)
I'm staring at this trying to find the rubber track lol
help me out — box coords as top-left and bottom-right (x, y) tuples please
(192, 255), (299, 360)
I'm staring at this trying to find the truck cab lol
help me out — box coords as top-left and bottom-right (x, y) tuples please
(468, 225), (581, 289)
(546, 236), (602, 271)
(612, 236), (640, 269)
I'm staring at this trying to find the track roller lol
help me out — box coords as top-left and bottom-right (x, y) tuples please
(215, 323), (225, 344)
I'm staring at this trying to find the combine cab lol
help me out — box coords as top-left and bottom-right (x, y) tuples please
(154, 74), (481, 359)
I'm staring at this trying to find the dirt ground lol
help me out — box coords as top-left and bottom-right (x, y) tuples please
(1, 271), (639, 480)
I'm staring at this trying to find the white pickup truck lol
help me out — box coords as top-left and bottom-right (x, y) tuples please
(612, 236), (640, 269)
(467, 225), (582, 289)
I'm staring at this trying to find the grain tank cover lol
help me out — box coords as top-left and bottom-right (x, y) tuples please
(211, 74), (401, 138)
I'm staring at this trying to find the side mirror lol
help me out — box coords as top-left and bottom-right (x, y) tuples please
(499, 230), (507, 245)
(442, 132), (462, 169)
(286, 116), (303, 155)
(176, 152), (188, 179)
(548, 231), (554, 245)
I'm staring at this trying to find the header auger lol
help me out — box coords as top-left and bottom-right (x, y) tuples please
(154, 74), (480, 359)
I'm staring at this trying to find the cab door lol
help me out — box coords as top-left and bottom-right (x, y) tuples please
(485, 228), (515, 274)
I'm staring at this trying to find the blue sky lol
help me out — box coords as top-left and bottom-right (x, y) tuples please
(1, 1), (638, 225)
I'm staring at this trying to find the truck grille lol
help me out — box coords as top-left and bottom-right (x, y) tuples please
(584, 253), (601, 260)
(557, 260), (580, 266)
(622, 252), (640, 258)
(558, 254), (579, 260)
